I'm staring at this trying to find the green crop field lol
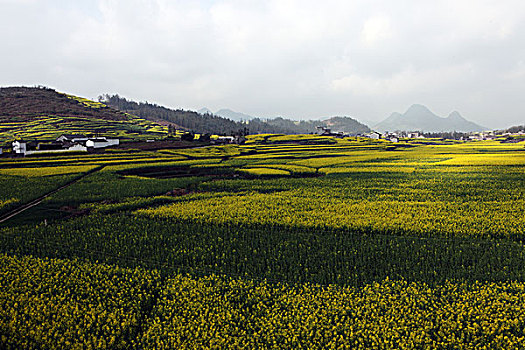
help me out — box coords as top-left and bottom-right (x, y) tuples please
(1, 136), (525, 348)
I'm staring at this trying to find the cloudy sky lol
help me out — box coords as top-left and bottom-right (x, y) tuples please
(1, 0), (524, 128)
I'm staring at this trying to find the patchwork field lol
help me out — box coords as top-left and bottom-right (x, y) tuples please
(1, 135), (525, 348)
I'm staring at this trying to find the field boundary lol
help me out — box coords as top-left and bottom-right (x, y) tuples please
(0, 166), (104, 224)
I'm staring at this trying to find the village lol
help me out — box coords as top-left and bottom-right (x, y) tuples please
(317, 126), (525, 143)
(0, 132), (248, 157)
(1, 127), (524, 157)
(10, 134), (120, 156)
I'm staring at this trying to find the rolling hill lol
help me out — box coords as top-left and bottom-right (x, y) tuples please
(323, 116), (371, 134)
(0, 86), (166, 142)
(374, 104), (486, 132)
(101, 95), (248, 135)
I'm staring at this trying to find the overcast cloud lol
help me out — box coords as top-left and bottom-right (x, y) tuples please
(1, 0), (524, 128)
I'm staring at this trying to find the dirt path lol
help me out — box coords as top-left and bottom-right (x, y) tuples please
(0, 166), (104, 224)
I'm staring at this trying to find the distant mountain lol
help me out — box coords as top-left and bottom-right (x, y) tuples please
(357, 118), (379, 129)
(374, 104), (486, 132)
(198, 107), (255, 121)
(198, 107), (213, 115)
(215, 109), (255, 122)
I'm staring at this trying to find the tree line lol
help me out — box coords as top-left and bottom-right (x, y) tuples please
(99, 94), (370, 135)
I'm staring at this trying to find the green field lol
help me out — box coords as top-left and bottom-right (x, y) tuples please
(1, 136), (525, 348)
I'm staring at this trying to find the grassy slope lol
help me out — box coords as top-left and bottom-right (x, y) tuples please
(0, 87), (167, 143)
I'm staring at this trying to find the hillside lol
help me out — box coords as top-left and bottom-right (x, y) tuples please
(505, 124), (525, 133)
(375, 104), (486, 132)
(203, 107), (370, 134)
(0, 86), (166, 142)
(0, 87), (371, 142)
(101, 94), (247, 135)
(103, 95), (370, 135)
(324, 116), (371, 134)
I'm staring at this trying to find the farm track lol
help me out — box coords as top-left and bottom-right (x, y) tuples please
(0, 166), (104, 224)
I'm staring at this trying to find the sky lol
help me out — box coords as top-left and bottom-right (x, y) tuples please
(1, 0), (524, 129)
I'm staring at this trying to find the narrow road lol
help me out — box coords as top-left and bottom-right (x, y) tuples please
(0, 166), (104, 224)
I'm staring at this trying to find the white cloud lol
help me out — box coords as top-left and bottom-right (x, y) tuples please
(330, 64), (475, 97)
(502, 61), (525, 81)
(1, 0), (525, 127)
(361, 15), (393, 47)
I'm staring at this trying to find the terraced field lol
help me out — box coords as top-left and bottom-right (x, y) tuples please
(0, 87), (168, 142)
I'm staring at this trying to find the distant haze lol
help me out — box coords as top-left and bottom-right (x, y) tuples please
(1, 1), (525, 129)
(200, 108), (256, 122)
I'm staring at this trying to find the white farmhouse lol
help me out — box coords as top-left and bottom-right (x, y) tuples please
(12, 141), (27, 154)
(86, 138), (120, 149)
(25, 145), (88, 155)
(388, 136), (399, 143)
(214, 136), (235, 144)
(56, 134), (89, 143)
(367, 131), (382, 139)
(66, 144), (89, 152)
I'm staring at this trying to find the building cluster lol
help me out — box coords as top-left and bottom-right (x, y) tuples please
(10, 134), (119, 156)
(316, 127), (406, 142)
(316, 127), (351, 138)
(210, 135), (247, 145)
(363, 131), (405, 142)
(466, 130), (525, 141)
(365, 129), (525, 142)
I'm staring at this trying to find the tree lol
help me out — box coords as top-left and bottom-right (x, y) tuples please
(199, 133), (211, 142)
(181, 132), (194, 142)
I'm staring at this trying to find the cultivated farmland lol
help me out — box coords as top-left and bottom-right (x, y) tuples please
(1, 135), (525, 348)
